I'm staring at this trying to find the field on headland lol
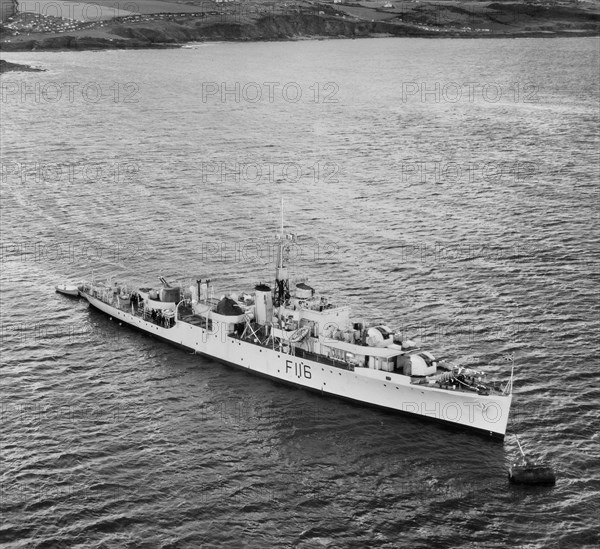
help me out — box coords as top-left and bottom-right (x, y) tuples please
(17, 0), (207, 19)
(1, 0), (598, 51)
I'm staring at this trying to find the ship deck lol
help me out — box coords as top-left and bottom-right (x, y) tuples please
(83, 289), (176, 329)
(83, 291), (509, 397)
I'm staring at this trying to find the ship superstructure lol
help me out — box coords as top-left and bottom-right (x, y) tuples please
(74, 221), (513, 439)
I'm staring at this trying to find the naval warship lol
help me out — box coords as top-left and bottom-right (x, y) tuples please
(63, 224), (513, 439)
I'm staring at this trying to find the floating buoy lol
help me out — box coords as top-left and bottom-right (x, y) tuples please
(509, 463), (556, 485)
(508, 435), (556, 486)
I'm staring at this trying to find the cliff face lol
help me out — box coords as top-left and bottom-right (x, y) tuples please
(107, 15), (417, 42)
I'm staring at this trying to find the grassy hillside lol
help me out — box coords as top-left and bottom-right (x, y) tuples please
(1, 0), (598, 51)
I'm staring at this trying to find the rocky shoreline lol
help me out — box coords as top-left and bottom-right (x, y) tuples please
(0, 59), (44, 72)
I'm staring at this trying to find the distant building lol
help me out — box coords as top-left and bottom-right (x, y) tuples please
(0, 0), (16, 22)
(383, 2), (395, 7)
(333, 0), (343, 4)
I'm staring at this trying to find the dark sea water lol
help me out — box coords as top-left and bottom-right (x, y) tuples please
(1, 38), (599, 548)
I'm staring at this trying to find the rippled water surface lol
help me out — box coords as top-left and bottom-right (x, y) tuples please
(1, 38), (599, 548)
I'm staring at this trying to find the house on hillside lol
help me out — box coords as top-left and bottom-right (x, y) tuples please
(0, 0), (17, 22)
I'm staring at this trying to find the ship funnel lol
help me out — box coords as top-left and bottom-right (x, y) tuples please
(254, 284), (273, 325)
(200, 279), (211, 302)
(295, 282), (314, 299)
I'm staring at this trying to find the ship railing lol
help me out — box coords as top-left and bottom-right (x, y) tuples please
(230, 330), (367, 372)
(287, 345), (354, 371)
(137, 305), (175, 328)
(109, 298), (176, 329)
(197, 297), (220, 308)
(433, 376), (506, 396)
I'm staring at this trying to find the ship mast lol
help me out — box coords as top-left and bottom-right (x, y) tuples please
(274, 197), (291, 306)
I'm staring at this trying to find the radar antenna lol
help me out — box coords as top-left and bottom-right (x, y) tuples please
(274, 197), (292, 306)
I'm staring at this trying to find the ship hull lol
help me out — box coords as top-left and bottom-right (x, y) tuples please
(83, 293), (511, 439)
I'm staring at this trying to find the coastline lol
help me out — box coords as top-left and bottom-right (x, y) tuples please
(2, 30), (600, 55)
(0, 58), (44, 72)
(1, 2), (598, 53)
